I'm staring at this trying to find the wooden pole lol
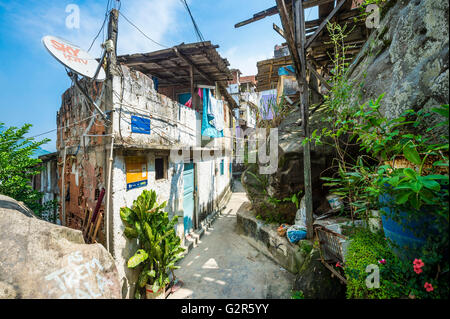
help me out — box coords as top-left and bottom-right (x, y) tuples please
(190, 65), (195, 110)
(293, 0), (314, 239)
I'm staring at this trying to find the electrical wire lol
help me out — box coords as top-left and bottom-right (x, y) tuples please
(0, 113), (106, 147)
(118, 11), (170, 49)
(179, 0), (205, 42)
(87, 0), (111, 52)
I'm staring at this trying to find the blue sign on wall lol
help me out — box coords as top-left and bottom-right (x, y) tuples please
(131, 115), (151, 134)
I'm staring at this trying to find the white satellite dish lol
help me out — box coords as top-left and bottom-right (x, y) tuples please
(42, 35), (106, 81)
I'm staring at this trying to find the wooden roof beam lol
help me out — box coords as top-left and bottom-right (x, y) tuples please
(275, 0), (303, 82)
(235, 0), (336, 28)
(305, 0), (347, 49)
(173, 47), (215, 85)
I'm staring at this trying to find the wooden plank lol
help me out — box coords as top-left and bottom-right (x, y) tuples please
(83, 207), (93, 238)
(173, 47), (214, 85)
(273, 23), (285, 39)
(91, 212), (103, 243)
(307, 60), (331, 91)
(305, 0), (347, 49)
(234, 0), (336, 28)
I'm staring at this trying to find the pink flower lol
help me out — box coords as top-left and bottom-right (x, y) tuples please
(424, 282), (434, 292)
(413, 259), (425, 274)
(336, 262), (342, 268)
(413, 265), (423, 274)
(413, 259), (424, 268)
(378, 259), (386, 265)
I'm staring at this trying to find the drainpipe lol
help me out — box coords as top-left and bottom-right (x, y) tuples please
(105, 136), (114, 253)
(61, 145), (68, 226)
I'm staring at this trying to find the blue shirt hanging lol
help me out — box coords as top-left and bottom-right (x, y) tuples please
(201, 88), (223, 138)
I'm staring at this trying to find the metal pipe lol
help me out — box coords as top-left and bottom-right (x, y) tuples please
(72, 74), (109, 122)
(61, 145), (67, 226)
(93, 49), (107, 81)
(105, 136), (114, 253)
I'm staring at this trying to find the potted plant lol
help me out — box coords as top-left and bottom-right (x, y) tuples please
(356, 103), (449, 260)
(120, 189), (185, 299)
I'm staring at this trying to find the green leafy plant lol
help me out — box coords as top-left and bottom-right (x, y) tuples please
(291, 290), (305, 299)
(344, 228), (404, 299)
(310, 21), (448, 299)
(0, 122), (50, 215)
(120, 189), (185, 299)
(268, 190), (302, 210)
(344, 228), (449, 299)
(308, 21), (449, 226)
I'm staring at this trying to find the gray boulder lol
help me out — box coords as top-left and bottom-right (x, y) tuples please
(0, 194), (121, 299)
(293, 249), (346, 299)
(348, 0), (449, 127)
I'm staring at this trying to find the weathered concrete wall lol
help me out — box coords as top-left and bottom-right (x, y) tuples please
(110, 149), (184, 298)
(108, 65), (233, 298)
(32, 153), (60, 223)
(112, 66), (200, 148)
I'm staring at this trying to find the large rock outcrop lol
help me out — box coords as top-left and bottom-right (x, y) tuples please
(0, 194), (121, 299)
(241, 108), (337, 223)
(348, 0), (449, 124)
(293, 249), (346, 299)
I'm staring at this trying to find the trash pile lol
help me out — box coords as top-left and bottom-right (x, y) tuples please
(277, 194), (344, 244)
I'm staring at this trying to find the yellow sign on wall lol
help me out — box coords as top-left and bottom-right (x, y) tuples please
(126, 156), (148, 190)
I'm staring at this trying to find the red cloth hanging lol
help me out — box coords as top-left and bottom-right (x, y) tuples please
(184, 97), (192, 108)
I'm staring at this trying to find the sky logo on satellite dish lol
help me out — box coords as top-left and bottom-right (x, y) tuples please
(50, 39), (85, 64)
(42, 35), (106, 81)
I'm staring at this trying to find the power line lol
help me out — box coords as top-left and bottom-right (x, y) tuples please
(87, 0), (111, 52)
(118, 11), (170, 49)
(0, 113), (106, 146)
(180, 0), (205, 42)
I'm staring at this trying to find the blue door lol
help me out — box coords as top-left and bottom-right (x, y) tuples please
(183, 163), (195, 234)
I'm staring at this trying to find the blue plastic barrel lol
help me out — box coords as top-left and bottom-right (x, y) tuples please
(379, 194), (436, 261)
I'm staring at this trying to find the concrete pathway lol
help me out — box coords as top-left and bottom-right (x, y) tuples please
(168, 180), (295, 299)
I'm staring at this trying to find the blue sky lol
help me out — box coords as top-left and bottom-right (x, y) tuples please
(0, 0), (317, 152)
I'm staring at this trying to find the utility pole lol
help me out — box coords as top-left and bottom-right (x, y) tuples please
(104, 8), (119, 254)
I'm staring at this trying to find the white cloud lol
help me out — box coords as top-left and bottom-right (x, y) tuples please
(116, 0), (180, 55)
(221, 46), (273, 76)
(9, 0), (181, 58)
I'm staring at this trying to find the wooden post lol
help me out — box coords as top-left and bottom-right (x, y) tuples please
(190, 65), (195, 110)
(293, 0), (314, 239)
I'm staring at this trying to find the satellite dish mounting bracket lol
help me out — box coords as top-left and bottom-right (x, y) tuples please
(70, 72), (109, 123)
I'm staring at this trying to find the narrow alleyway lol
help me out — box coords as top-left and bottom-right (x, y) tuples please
(168, 179), (295, 299)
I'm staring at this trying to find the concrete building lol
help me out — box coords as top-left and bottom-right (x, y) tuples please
(56, 41), (236, 297)
(31, 152), (60, 224)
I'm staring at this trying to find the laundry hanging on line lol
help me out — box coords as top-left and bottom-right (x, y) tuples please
(201, 88), (223, 138)
(184, 88), (203, 108)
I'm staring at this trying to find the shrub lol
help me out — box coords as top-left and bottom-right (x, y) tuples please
(120, 189), (184, 299)
(344, 228), (404, 299)
(344, 228), (449, 299)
